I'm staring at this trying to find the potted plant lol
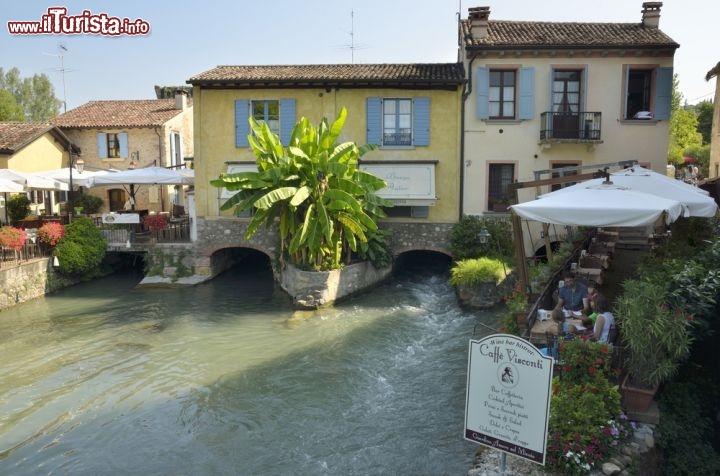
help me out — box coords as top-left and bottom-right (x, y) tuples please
(614, 278), (694, 412)
(449, 257), (507, 309)
(505, 282), (529, 329)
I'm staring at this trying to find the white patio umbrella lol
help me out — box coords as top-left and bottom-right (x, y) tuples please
(34, 167), (113, 188)
(0, 168), (65, 190)
(541, 166), (717, 217)
(87, 166), (193, 187)
(0, 178), (25, 193)
(512, 182), (687, 227)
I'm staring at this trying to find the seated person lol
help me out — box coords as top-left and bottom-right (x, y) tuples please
(589, 295), (615, 343)
(584, 284), (600, 325)
(553, 271), (589, 317)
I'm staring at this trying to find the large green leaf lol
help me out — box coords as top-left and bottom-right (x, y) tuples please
(290, 186), (311, 207)
(315, 200), (333, 244)
(323, 189), (362, 212)
(354, 170), (387, 192)
(334, 178), (366, 196)
(329, 142), (356, 164)
(254, 186), (298, 210)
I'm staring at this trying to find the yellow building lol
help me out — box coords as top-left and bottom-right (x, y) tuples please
(459, 3), (679, 256)
(187, 64), (464, 226)
(0, 122), (79, 218)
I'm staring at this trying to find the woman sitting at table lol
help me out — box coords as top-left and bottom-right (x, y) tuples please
(553, 272), (589, 317)
(589, 295), (615, 343)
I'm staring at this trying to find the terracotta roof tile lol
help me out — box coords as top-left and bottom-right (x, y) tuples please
(188, 63), (465, 86)
(52, 98), (192, 129)
(0, 122), (54, 154)
(460, 20), (679, 49)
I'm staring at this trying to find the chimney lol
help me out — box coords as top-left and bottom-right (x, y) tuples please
(174, 90), (187, 111)
(641, 2), (662, 29)
(468, 6), (490, 39)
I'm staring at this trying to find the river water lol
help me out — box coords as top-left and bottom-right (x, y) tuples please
(0, 253), (503, 475)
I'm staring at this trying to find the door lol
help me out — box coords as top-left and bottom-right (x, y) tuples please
(108, 188), (127, 212)
(552, 70), (581, 139)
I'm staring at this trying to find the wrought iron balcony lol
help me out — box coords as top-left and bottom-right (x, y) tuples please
(540, 111), (602, 142)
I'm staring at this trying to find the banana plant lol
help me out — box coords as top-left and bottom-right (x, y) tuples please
(211, 107), (392, 270)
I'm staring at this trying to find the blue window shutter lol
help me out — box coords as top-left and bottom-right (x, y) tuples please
(97, 133), (107, 159)
(235, 100), (249, 147)
(118, 132), (128, 158)
(366, 97), (382, 145)
(279, 99), (296, 145)
(413, 97), (430, 146)
(476, 67), (489, 120)
(518, 67), (535, 120)
(654, 67), (673, 120)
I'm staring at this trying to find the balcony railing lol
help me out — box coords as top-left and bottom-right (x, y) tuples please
(540, 111), (602, 142)
(383, 132), (412, 146)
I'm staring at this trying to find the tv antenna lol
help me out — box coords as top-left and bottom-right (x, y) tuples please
(336, 10), (369, 64)
(43, 42), (75, 112)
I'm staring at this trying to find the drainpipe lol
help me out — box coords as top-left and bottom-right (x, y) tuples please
(460, 53), (479, 221)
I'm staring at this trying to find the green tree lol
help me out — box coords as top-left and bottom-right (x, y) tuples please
(211, 107), (391, 271)
(0, 89), (24, 120)
(695, 100), (713, 144)
(0, 67), (61, 121)
(669, 108), (702, 165)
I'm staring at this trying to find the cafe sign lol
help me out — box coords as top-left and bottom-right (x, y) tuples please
(464, 334), (553, 465)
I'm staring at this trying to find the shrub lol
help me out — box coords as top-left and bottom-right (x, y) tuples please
(546, 377), (631, 474)
(0, 226), (26, 251)
(53, 217), (106, 276)
(614, 279), (694, 388)
(6, 194), (30, 224)
(449, 215), (513, 261)
(556, 339), (613, 385)
(74, 194), (104, 214)
(37, 222), (65, 246)
(449, 257), (506, 286)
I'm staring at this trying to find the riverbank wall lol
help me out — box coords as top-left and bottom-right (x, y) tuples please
(0, 258), (78, 311)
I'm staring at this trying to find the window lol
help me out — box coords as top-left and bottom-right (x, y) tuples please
(476, 67), (534, 120)
(488, 163), (514, 211)
(366, 97), (430, 147)
(97, 132), (128, 159)
(382, 99), (412, 146)
(170, 132), (183, 168)
(551, 163), (579, 192)
(552, 70), (581, 114)
(251, 100), (280, 134)
(489, 71), (516, 119)
(623, 66), (672, 120)
(235, 99), (296, 147)
(626, 70), (652, 119)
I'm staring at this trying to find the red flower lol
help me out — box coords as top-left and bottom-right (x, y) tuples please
(589, 367), (597, 373)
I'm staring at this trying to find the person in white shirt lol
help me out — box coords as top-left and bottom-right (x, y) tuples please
(590, 295), (615, 343)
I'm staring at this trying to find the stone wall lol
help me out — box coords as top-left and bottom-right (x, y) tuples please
(279, 261), (392, 309)
(0, 259), (78, 311)
(383, 222), (454, 257)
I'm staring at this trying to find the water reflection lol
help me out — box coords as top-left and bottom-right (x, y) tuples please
(0, 253), (503, 475)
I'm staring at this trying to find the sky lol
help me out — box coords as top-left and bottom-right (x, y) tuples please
(1, 0), (717, 112)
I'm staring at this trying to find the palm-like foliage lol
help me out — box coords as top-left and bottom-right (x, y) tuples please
(211, 107), (391, 270)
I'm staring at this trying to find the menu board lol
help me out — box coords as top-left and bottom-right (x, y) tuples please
(465, 334), (553, 465)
